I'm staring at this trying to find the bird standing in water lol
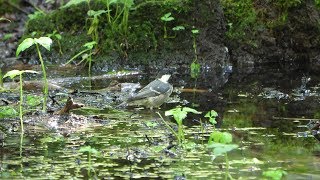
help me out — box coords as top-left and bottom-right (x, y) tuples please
(120, 74), (173, 109)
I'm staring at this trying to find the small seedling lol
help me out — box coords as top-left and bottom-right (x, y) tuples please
(3, 70), (39, 133)
(16, 37), (52, 112)
(79, 146), (99, 177)
(165, 106), (201, 144)
(161, 12), (174, 38)
(205, 110), (218, 125)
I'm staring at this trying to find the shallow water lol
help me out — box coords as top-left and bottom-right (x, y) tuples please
(1, 65), (320, 179)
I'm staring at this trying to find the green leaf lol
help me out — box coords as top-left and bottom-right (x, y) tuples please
(87, 10), (108, 17)
(0, 106), (18, 118)
(190, 62), (200, 79)
(3, 70), (22, 79)
(79, 146), (99, 154)
(182, 107), (201, 114)
(172, 26), (185, 31)
(208, 143), (238, 156)
(26, 95), (42, 107)
(55, 34), (62, 40)
(205, 110), (218, 125)
(16, 38), (35, 57)
(35, 37), (52, 51)
(208, 131), (233, 144)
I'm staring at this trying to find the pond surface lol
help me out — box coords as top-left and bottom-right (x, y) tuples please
(1, 65), (320, 179)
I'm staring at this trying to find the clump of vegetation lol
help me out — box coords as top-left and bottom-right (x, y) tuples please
(16, 37), (52, 112)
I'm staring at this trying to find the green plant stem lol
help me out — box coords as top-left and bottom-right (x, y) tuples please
(19, 74), (23, 133)
(36, 43), (48, 112)
(178, 123), (184, 144)
(57, 40), (63, 55)
(193, 34), (198, 62)
(163, 22), (167, 38)
(65, 48), (91, 64)
(0, 69), (3, 87)
(156, 112), (179, 139)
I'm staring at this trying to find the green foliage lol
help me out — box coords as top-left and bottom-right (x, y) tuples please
(316, 0), (320, 7)
(26, 95), (42, 107)
(62, 0), (89, 8)
(221, 0), (257, 41)
(205, 110), (218, 125)
(263, 169), (287, 180)
(0, 17), (11, 22)
(161, 12), (174, 22)
(160, 12), (185, 38)
(0, 106), (18, 118)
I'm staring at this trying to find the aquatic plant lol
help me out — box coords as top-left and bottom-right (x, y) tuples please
(3, 70), (39, 132)
(165, 106), (201, 144)
(207, 131), (238, 180)
(16, 36), (52, 112)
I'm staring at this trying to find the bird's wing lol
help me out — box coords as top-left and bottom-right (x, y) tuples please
(127, 80), (172, 101)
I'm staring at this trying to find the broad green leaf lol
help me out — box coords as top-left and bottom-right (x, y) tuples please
(79, 146), (99, 154)
(35, 37), (52, 51)
(28, 11), (44, 20)
(16, 38), (35, 57)
(190, 62), (200, 79)
(3, 70), (22, 79)
(205, 110), (218, 118)
(172, 26), (185, 31)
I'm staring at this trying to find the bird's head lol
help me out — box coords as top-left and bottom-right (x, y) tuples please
(159, 74), (171, 82)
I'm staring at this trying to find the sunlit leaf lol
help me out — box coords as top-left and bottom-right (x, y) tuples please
(0, 17), (11, 22)
(55, 34), (62, 40)
(208, 131), (233, 144)
(3, 70), (22, 79)
(205, 110), (218, 124)
(35, 37), (52, 51)
(16, 38), (35, 57)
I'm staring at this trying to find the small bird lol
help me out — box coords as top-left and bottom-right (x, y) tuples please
(120, 74), (173, 109)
